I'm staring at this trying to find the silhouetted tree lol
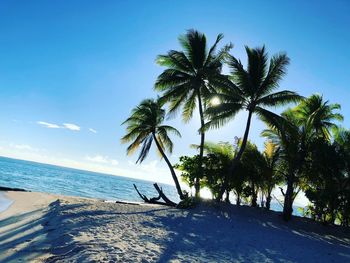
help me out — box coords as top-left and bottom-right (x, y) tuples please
(122, 98), (184, 200)
(205, 46), (301, 201)
(155, 29), (232, 197)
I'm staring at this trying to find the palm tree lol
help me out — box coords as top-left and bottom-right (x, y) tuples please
(121, 98), (184, 200)
(260, 141), (282, 210)
(262, 109), (306, 221)
(333, 128), (350, 226)
(155, 29), (232, 197)
(295, 94), (343, 140)
(262, 94), (343, 221)
(206, 46), (302, 200)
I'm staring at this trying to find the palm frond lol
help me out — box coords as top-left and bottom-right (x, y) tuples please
(257, 90), (303, 107)
(259, 52), (290, 96)
(246, 46), (268, 93)
(158, 125), (182, 138)
(228, 54), (253, 96)
(136, 135), (153, 164)
(182, 90), (197, 123)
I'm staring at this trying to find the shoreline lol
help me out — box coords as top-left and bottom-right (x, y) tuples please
(0, 192), (13, 213)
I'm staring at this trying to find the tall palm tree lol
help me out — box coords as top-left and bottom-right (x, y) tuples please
(206, 46), (302, 200)
(155, 29), (232, 198)
(121, 99), (184, 200)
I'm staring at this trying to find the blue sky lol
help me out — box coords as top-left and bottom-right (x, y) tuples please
(0, 1), (349, 185)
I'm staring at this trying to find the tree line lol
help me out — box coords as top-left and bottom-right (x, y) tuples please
(122, 29), (349, 225)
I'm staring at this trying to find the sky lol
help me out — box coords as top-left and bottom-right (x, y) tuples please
(0, 0), (349, 187)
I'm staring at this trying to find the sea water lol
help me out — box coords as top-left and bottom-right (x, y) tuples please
(0, 156), (179, 203)
(0, 156), (302, 216)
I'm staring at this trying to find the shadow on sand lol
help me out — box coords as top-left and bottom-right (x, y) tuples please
(0, 200), (349, 262)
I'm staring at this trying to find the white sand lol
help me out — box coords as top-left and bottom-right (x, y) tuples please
(0, 191), (349, 262)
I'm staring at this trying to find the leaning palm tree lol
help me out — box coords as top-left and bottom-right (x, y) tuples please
(121, 98), (184, 200)
(206, 46), (302, 200)
(155, 29), (232, 197)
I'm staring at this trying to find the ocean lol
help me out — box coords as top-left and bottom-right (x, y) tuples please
(0, 156), (302, 216)
(0, 156), (179, 203)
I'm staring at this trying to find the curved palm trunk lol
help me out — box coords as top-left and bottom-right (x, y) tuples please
(217, 110), (253, 201)
(152, 133), (184, 200)
(196, 89), (205, 198)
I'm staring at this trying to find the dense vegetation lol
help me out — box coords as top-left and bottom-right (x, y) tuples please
(122, 29), (350, 225)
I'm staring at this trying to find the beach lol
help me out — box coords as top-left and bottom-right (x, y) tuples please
(0, 191), (349, 262)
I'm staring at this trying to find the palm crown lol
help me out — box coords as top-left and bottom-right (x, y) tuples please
(294, 94), (343, 140)
(155, 29), (232, 120)
(121, 99), (181, 163)
(206, 46), (302, 130)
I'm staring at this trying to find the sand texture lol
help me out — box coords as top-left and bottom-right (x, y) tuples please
(0, 191), (350, 262)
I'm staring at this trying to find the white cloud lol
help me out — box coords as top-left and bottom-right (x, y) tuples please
(110, 159), (119, 166)
(37, 121), (81, 131)
(63, 123), (81, 131)
(86, 155), (118, 166)
(86, 155), (108, 163)
(140, 160), (159, 173)
(37, 121), (60, 129)
(13, 144), (33, 150)
(89, 128), (97, 133)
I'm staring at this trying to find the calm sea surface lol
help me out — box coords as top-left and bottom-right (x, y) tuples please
(0, 156), (301, 215)
(0, 156), (179, 203)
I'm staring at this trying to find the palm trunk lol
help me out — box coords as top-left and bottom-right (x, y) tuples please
(152, 133), (184, 200)
(196, 89), (205, 198)
(236, 193), (241, 206)
(251, 182), (258, 207)
(266, 191), (272, 210)
(283, 175), (295, 221)
(225, 189), (230, 203)
(216, 110), (253, 201)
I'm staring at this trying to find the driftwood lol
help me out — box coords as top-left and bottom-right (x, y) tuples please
(0, 186), (27, 192)
(133, 183), (176, 207)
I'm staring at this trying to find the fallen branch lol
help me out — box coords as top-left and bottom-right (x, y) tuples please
(133, 183), (176, 207)
(153, 183), (177, 206)
(0, 186), (28, 192)
(279, 187), (285, 197)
